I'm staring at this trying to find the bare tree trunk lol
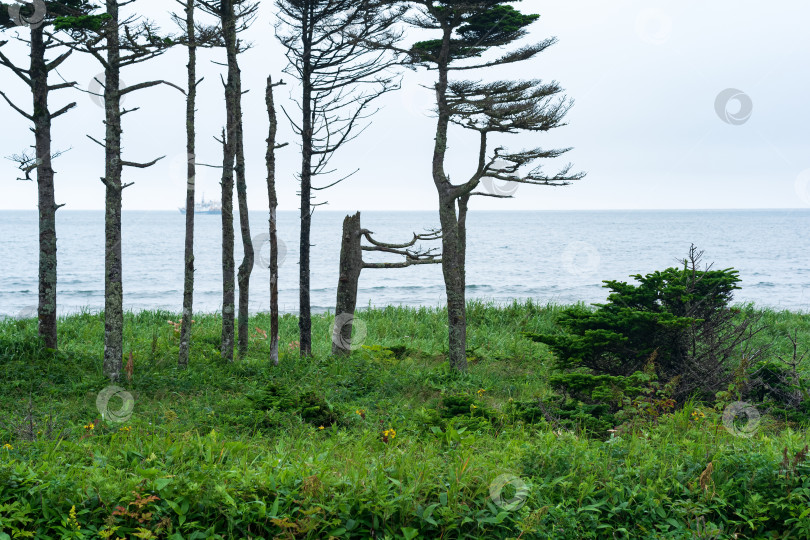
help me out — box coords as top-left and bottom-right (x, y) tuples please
(219, 0), (238, 363)
(438, 198), (467, 371)
(30, 25), (58, 349)
(266, 76), (282, 365)
(298, 18), (313, 358)
(178, 0), (197, 368)
(332, 212), (363, 356)
(433, 28), (467, 372)
(103, 0), (124, 381)
(330, 212), (440, 354)
(220, 130), (235, 363)
(235, 73), (252, 359)
(227, 0), (253, 359)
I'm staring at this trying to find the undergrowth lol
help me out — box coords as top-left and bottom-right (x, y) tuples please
(0, 301), (808, 539)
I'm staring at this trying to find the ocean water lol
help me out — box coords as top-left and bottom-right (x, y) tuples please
(1, 209), (810, 318)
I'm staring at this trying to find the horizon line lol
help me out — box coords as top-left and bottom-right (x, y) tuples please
(3, 207), (810, 212)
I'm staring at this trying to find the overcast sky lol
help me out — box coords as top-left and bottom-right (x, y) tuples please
(1, 0), (809, 211)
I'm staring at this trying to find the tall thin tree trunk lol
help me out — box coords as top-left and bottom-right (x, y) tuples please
(103, 0), (124, 381)
(432, 28), (467, 372)
(179, 0), (197, 368)
(332, 212), (363, 356)
(299, 11), (313, 358)
(220, 131), (235, 363)
(438, 200), (467, 371)
(235, 63), (252, 360)
(30, 25), (58, 349)
(266, 76), (281, 365)
(220, 0), (237, 363)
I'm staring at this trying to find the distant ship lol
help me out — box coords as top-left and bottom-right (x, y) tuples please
(179, 195), (221, 215)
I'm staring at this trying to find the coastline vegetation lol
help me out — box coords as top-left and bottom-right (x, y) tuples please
(2, 301), (809, 538)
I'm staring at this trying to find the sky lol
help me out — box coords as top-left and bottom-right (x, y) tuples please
(1, 0), (809, 211)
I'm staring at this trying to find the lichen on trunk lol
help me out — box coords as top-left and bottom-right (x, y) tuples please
(31, 25), (58, 350)
(234, 30), (252, 361)
(102, 0), (124, 381)
(333, 213), (363, 356)
(179, 0), (198, 369)
(265, 76), (286, 366)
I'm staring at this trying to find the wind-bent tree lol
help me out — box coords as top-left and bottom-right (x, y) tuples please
(265, 75), (287, 365)
(0, 0), (96, 349)
(332, 212), (441, 355)
(198, 0), (257, 362)
(275, 0), (404, 357)
(171, 0), (221, 369)
(57, 1), (178, 380)
(403, 0), (584, 371)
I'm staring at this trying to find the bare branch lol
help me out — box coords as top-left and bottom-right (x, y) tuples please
(122, 156), (164, 168)
(360, 227), (442, 264)
(51, 102), (77, 118)
(86, 134), (105, 148)
(0, 89), (32, 119)
(276, 0), (406, 193)
(363, 259), (442, 269)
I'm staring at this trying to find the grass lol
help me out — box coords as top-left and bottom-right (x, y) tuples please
(1, 301), (809, 539)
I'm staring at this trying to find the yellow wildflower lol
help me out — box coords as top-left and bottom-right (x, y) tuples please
(318, 426), (325, 430)
(477, 388), (486, 396)
(68, 505), (79, 531)
(84, 423), (94, 430)
(2, 443), (12, 450)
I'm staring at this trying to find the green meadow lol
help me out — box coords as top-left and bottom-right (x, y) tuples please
(1, 302), (810, 539)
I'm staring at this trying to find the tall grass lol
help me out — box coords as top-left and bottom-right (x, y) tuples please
(0, 302), (809, 538)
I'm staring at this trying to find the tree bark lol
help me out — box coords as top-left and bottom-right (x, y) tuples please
(432, 27), (468, 371)
(438, 198), (467, 371)
(178, 0), (197, 369)
(298, 5), (313, 358)
(332, 212), (363, 356)
(103, 0), (124, 381)
(30, 24), (58, 349)
(219, 0), (237, 363)
(235, 49), (252, 360)
(266, 76), (281, 365)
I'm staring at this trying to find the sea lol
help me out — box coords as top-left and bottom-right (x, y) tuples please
(2, 209), (810, 318)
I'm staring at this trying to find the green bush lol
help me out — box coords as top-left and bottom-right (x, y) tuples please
(248, 384), (340, 427)
(527, 246), (764, 403)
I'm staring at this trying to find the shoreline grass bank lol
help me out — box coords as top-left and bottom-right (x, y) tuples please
(1, 302), (809, 539)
